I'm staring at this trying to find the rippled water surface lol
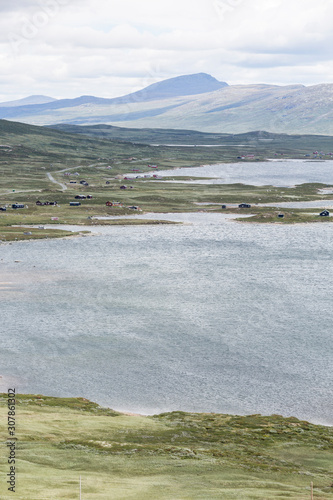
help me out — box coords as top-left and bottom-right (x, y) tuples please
(150, 159), (333, 186)
(1, 215), (332, 424)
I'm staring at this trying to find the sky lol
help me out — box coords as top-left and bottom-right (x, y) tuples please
(1, 0), (333, 101)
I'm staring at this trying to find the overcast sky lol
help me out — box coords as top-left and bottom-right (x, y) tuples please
(1, 0), (333, 100)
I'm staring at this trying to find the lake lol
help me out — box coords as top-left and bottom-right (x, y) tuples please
(1, 214), (332, 425)
(130, 159), (333, 187)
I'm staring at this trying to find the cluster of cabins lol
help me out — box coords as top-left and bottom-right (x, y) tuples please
(0, 203), (26, 211)
(221, 203), (252, 209)
(67, 177), (89, 186)
(106, 201), (122, 207)
(36, 200), (58, 206)
(69, 195), (93, 206)
(221, 203), (330, 218)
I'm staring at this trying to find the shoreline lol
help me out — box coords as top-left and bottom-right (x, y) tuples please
(1, 390), (332, 428)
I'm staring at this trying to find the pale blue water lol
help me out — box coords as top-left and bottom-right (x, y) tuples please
(1, 215), (332, 424)
(131, 159), (333, 187)
(260, 200), (333, 209)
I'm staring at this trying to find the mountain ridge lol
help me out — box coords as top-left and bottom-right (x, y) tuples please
(0, 73), (227, 117)
(1, 74), (333, 135)
(0, 95), (57, 107)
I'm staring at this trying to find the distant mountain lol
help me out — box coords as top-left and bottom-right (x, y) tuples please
(125, 73), (228, 100)
(1, 75), (333, 135)
(0, 73), (227, 118)
(0, 95), (57, 107)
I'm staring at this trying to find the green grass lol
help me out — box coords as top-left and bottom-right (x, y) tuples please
(1, 119), (333, 241)
(49, 124), (333, 150)
(0, 226), (84, 242)
(0, 395), (332, 499)
(238, 211), (333, 224)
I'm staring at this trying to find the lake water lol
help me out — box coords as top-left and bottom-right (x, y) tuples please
(130, 159), (333, 187)
(260, 200), (333, 209)
(1, 214), (332, 425)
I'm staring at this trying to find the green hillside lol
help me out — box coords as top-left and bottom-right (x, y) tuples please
(1, 119), (333, 242)
(49, 123), (333, 147)
(0, 394), (332, 499)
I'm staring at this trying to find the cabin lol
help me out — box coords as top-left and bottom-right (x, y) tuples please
(320, 210), (330, 217)
(12, 204), (25, 209)
(0, 207), (6, 211)
(238, 203), (251, 208)
(120, 185), (127, 189)
(75, 195), (86, 199)
(87, 195), (93, 199)
(69, 201), (81, 206)
(106, 201), (122, 207)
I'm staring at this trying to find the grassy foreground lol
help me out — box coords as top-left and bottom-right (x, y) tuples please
(0, 395), (332, 499)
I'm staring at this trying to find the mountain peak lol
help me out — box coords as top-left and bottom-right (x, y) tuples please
(132, 73), (228, 100)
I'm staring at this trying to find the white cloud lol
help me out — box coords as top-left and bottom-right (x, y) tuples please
(0, 0), (332, 101)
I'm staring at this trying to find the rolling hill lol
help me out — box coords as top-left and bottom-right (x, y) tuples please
(1, 394), (333, 500)
(0, 95), (57, 107)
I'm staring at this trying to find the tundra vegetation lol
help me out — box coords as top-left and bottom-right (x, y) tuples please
(1, 123), (333, 499)
(1, 120), (333, 241)
(0, 394), (332, 499)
